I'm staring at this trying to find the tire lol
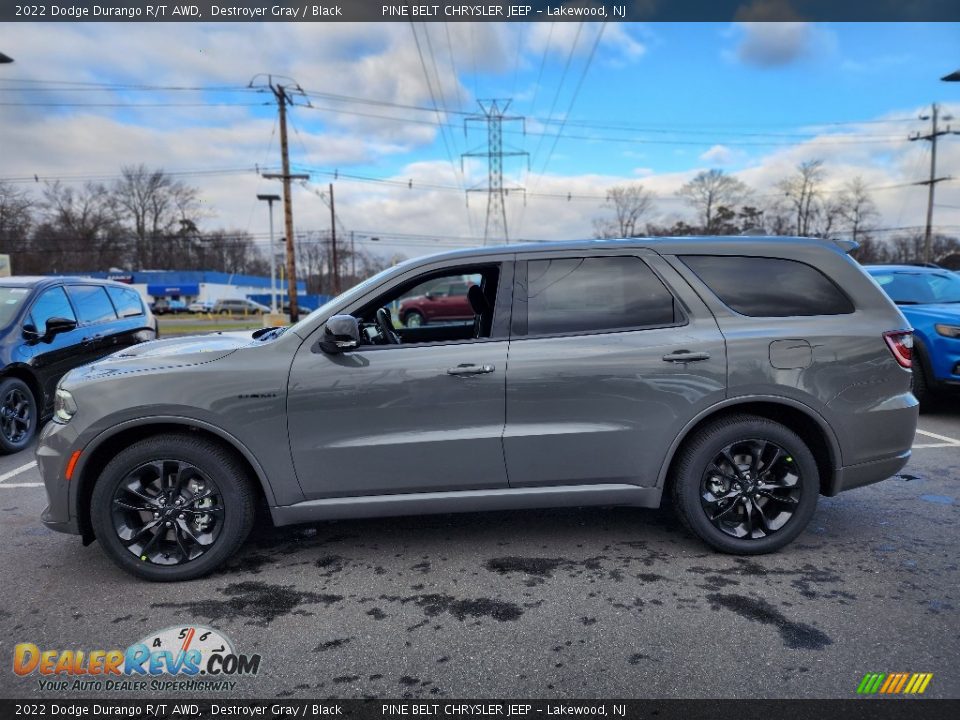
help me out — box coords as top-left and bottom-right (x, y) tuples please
(404, 311), (425, 328)
(671, 414), (819, 555)
(0, 377), (38, 454)
(90, 434), (256, 581)
(911, 351), (934, 411)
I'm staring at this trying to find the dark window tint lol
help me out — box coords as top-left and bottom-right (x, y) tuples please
(526, 256), (677, 335)
(681, 255), (854, 317)
(67, 285), (117, 324)
(106, 287), (144, 318)
(29, 286), (76, 332)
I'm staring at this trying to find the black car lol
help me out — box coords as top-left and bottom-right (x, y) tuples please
(0, 277), (157, 453)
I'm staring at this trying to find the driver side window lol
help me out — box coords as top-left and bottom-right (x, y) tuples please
(29, 287), (77, 335)
(357, 264), (501, 347)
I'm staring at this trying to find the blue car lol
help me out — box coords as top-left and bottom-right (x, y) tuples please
(866, 265), (960, 405)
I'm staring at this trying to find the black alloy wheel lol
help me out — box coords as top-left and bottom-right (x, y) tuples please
(0, 378), (37, 453)
(111, 459), (224, 566)
(671, 415), (818, 554)
(699, 439), (801, 539)
(91, 434), (255, 581)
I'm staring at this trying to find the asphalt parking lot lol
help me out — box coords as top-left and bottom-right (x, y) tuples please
(0, 411), (957, 700)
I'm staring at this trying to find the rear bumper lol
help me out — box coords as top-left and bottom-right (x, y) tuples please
(825, 450), (911, 496)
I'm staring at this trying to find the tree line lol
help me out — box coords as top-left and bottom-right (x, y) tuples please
(0, 165), (393, 294)
(592, 160), (960, 268)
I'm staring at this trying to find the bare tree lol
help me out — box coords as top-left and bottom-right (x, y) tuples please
(678, 169), (749, 233)
(112, 165), (201, 269)
(200, 230), (265, 275)
(25, 182), (127, 274)
(0, 182), (35, 272)
(776, 159), (826, 237)
(592, 184), (656, 238)
(834, 176), (879, 243)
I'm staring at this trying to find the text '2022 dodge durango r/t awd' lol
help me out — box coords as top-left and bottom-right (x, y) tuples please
(37, 237), (918, 580)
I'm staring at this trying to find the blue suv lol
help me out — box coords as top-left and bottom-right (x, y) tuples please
(866, 265), (960, 406)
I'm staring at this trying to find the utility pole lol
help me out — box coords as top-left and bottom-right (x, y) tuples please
(909, 103), (959, 264)
(251, 75), (310, 322)
(256, 194), (281, 313)
(329, 183), (340, 295)
(462, 100), (528, 244)
(350, 231), (356, 281)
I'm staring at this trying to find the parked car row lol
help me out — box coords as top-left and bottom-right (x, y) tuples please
(150, 298), (271, 315)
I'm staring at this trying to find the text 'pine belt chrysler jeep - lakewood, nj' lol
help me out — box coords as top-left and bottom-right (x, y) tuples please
(37, 237), (918, 581)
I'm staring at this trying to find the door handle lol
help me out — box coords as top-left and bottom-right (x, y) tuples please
(662, 351), (710, 363)
(447, 363), (495, 376)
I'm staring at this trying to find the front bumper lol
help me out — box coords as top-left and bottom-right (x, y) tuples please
(36, 418), (82, 536)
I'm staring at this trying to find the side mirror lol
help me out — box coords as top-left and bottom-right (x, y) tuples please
(318, 315), (360, 354)
(22, 323), (41, 342)
(44, 316), (78, 340)
(424, 291), (435, 300)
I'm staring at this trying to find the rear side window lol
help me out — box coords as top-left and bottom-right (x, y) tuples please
(106, 286), (144, 318)
(67, 285), (118, 324)
(680, 255), (854, 317)
(29, 286), (76, 331)
(526, 256), (677, 335)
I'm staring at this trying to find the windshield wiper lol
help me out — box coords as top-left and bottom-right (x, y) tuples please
(894, 300), (920, 305)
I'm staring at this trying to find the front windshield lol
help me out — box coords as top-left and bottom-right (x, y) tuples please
(287, 262), (409, 335)
(872, 271), (960, 305)
(0, 287), (31, 328)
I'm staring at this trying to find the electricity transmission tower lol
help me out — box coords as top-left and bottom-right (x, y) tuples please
(462, 100), (528, 244)
(909, 103), (959, 264)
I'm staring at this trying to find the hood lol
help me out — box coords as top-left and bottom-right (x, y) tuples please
(899, 303), (960, 323)
(69, 331), (256, 381)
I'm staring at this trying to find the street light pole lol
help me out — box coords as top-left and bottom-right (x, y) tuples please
(257, 194), (281, 313)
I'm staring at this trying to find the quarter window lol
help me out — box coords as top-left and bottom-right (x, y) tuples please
(106, 287), (144, 318)
(681, 255), (854, 317)
(525, 256), (678, 335)
(29, 286), (76, 333)
(67, 285), (118, 324)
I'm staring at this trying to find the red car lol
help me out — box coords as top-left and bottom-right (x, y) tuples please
(399, 279), (474, 327)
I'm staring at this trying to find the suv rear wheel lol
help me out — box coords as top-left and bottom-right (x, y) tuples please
(0, 377), (37, 454)
(91, 434), (255, 581)
(671, 415), (819, 554)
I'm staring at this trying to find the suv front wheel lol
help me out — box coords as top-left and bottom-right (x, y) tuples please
(671, 415), (819, 555)
(91, 434), (255, 581)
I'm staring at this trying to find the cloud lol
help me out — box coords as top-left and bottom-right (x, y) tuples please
(729, 23), (816, 67)
(525, 21), (646, 67)
(699, 145), (737, 165)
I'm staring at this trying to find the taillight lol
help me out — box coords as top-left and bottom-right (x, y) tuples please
(883, 330), (913, 369)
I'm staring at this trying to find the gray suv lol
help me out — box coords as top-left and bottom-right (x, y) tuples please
(37, 238), (918, 580)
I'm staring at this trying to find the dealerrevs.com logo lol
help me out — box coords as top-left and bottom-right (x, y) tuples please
(13, 626), (261, 692)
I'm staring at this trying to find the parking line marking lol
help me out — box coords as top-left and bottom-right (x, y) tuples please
(913, 442), (960, 449)
(0, 461), (37, 484)
(0, 483), (42, 488)
(915, 429), (960, 444)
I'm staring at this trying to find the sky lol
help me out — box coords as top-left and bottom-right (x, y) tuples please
(1, 20), (959, 264)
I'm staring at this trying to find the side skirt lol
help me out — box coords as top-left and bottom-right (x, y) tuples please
(269, 483), (662, 527)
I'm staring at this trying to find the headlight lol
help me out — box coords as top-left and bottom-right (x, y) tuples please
(53, 388), (77, 424)
(934, 324), (960, 339)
